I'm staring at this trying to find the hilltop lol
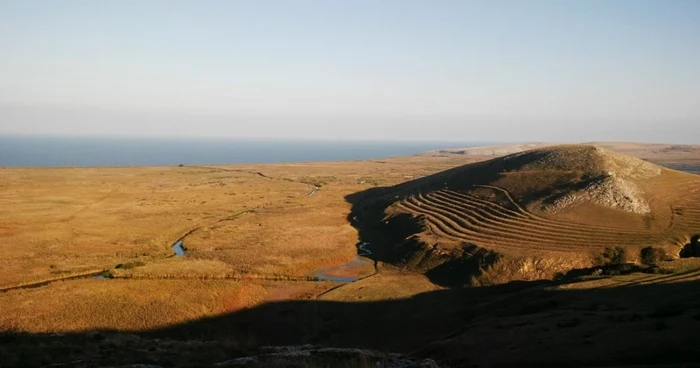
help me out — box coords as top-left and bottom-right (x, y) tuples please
(431, 142), (700, 159)
(352, 145), (700, 285)
(430, 142), (700, 173)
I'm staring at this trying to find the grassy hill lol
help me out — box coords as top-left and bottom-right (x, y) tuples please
(352, 145), (700, 285)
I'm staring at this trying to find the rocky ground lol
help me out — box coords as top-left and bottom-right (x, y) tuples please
(0, 331), (441, 368)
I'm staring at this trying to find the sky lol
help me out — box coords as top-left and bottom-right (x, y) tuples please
(1, 0), (699, 142)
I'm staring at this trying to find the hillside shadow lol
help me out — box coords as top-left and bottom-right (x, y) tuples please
(342, 159), (514, 286)
(342, 160), (502, 269)
(4, 277), (700, 367)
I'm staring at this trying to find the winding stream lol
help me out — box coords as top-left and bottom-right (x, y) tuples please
(166, 233), (371, 283)
(314, 207), (377, 283)
(312, 213), (375, 283)
(312, 242), (373, 282)
(80, 214), (368, 286)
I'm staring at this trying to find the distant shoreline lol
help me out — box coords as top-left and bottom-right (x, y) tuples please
(0, 136), (497, 168)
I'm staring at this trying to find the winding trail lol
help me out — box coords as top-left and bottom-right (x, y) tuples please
(304, 186), (320, 198)
(191, 165), (323, 201)
(0, 269), (108, 292)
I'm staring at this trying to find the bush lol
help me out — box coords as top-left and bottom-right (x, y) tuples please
(602, 246), (628, 265)
(115, 261), (146, 270)
(641, 247), (667, 265)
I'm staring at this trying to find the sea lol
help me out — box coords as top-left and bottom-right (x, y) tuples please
(0, 136), (494, 167)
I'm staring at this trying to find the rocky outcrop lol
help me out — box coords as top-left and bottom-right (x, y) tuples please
(545, 174), (651, 214)
(213, 345), (440, 368)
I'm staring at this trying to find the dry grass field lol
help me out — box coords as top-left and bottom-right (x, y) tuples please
(2, 142), (700, 367)
(0, 279), (265, 332)
(0, 166), (308, 288)
(318, 264), (442, 302)
(0, 156), (472, 289)
(0, 154), (477, 334)
(0, 277), (336, 333)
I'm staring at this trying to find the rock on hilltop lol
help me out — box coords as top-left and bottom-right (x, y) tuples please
(502, 145), (661, 214)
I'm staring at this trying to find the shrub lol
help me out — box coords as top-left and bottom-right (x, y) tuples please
(115, 261), (146, 270)
(641, 247), (667, 265)
(602, 246), (628, 265)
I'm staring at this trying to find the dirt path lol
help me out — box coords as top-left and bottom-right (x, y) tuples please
(0, 269), (107, 292)
(304, 186), (319, 198)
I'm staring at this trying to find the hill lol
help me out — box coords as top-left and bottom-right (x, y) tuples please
(352, 144), (700, 285)
(431, 142), (700, 159)
(430, 142), (700, 174)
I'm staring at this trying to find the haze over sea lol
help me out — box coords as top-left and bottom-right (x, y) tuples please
(0, 136), (492, 167)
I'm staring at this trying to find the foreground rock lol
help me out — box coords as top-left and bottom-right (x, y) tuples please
(213, 345), (439, 368)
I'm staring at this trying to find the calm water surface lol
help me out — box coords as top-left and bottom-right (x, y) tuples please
(0, 136), (492, 167)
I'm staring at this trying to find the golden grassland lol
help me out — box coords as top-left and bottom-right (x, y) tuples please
(181, 194), (359, 277)
(2, 144), (700, 367)
(0, 279), (266, 332)
(319, 264), (442, 302)
(1, 144), (699, 336)
(0, 155), (473, 289)
(0, 277), (335, 333)
(0, 165), (306, 287)
(0, 154), (478, 332)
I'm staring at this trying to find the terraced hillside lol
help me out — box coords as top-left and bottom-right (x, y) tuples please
(353, 145), (700, 285)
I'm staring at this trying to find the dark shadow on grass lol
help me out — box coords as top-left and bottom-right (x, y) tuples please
(342, 153), (592, 286)
(4, 278), (700, 367)
(342, 158), (506, 285)
(556, 263), (649, 282)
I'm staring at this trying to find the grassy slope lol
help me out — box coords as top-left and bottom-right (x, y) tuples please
(363, 146), (700, 284)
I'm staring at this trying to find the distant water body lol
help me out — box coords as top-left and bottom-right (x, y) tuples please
(0, 136), (495, 167)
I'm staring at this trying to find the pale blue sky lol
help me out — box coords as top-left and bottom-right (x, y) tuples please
(1, 0), (698, 142)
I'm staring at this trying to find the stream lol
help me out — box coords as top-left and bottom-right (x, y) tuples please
(92, 238), (184, 280)
(99, 216), (368, 284)
(312, 242), (373, 282)
(168, 231), (371, 282)
(312, 213), (374, 283)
